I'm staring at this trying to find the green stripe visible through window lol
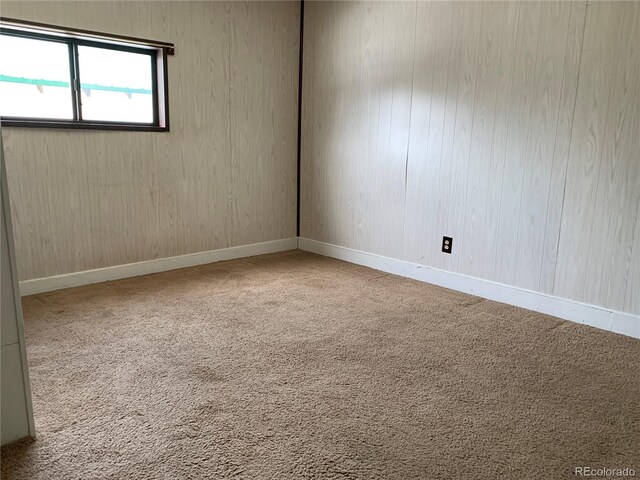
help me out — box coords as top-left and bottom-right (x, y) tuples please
(0, 74), (152, 95)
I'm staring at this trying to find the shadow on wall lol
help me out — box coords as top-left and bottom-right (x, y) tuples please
(301, 0), (640, 315)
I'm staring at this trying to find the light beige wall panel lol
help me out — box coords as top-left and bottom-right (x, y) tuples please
(169, 2), (231, 258)
(228, 2), (298, 247)
(478, 2), (520, 282)
(300, 1), (334, 244)
(270, 3), (300, 244)
(457, 2), (509, 278)
(512, 1), (573, 291)
(404, 0), (581, 286)
(554, 1), (640, 313)
(301, 0), (338, 244)
(552, 4), (618, 301)
(429, 3), (466, 272)
(302, 1), (639, 315)
(402, 1), (455, 265)
(1, 1), (299, 281)
(492, 1), (542, 287)
(305, 0), (346, 247)
(538, 1), (587, 295)
(299, 1), (319, 241)
(442, 2), (482, 275)
(301, 1), (415, 258)
(626, 201), (640, 313)
(583, 3), (640, 311)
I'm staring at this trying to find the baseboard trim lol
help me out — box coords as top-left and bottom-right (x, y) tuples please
(19, 238), (299, 296)
(298, 238), (640, 339)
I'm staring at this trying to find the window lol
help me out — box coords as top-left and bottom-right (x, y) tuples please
(0, 18), (173, 131)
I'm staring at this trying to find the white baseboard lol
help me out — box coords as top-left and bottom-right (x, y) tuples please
(19, 238), (299, 296)
(299, 238), (640, 339)
(18, 236), (639, 339)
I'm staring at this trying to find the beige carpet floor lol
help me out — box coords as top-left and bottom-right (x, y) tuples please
(1, 250), (639, 479)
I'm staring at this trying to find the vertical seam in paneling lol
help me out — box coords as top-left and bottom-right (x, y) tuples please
(552, 1), (589, 294)
(511, 4), (544, 284)
(419, 6), (436, 262)
(458, 3), (484, 272)
(538, 1), (574, 291)
(493, 1), (521, 281)
(445, 4), (465, 238)
(433, 4), (455, 266)
(400, 1), (419, 261)
(480, 3), (508, 279)
(583, 2), (618, 299)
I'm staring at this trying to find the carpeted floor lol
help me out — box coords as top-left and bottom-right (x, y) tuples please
(1, 250), (639, 479)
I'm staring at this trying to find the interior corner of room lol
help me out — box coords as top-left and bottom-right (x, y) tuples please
(4, 0), (636, 336)
(0, 0), (639, 478)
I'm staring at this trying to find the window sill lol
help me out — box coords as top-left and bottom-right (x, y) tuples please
(0, 119), (169, 132)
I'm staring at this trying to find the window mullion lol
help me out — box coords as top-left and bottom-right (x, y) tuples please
(73, 42), (83, 122)
(74, 43), (82, 121)
(65, 42), (78, 121)
(70, 42), (82, 122)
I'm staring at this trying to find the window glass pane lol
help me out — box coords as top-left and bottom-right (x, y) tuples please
(0, 34), (73, 119)
(78, 46), (153, 123)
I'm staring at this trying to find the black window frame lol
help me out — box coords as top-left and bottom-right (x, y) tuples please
(0, 19), (172, 132)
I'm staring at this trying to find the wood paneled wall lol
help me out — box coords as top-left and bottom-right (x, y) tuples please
(1, 1), (299, 281)
(301, 1), (640, 315)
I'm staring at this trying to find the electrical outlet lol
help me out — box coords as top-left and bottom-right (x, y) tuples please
(442, 236), (453, 254)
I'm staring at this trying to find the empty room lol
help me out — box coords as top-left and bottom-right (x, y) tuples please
(1, 1), (639, 478)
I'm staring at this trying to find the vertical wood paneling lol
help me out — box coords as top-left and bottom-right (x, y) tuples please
(552, 4), (618, 300)
(301, 1), (415, 258)
(627, 200), (640, 313)
(445, 2), (482, 275)
(302, 1), (640, 315)
(512, 1), (572, 290)
(554, 1), (640, 311)
(2, 1), (300, 281)
(402, 1), (452, 265)
(5, 1), (638, 314)
(538, 1), (587, 294)
(480, 2), (520, 281)
(584, 3), (640, 311)
(459, 2), (507, 278)
(431, 3), (466, 272)
(377, 2), (415, 259)
(492, 1), (542, 286)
